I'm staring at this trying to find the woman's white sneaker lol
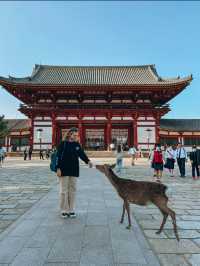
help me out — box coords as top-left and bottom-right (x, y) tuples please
(69, 212), (76, 218)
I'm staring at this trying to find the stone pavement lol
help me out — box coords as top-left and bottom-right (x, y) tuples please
(0, 159), (160, 266)
(1, 158), (200, 265)
(0, 159), (57, 234)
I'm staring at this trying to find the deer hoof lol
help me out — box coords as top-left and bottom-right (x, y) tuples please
(126, 225), (131, 230)
(156, 230), (161, 234)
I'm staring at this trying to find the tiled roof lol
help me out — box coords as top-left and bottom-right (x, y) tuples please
(160, 119), (200, 132)
(5, 119), (30, 131)
(0, 64), (192, 86)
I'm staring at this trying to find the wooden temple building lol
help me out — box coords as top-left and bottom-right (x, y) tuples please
(1, 64), (198, 152)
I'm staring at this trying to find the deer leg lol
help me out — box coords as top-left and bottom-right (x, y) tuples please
(167, 207), (179, 242)
(156, 210), (168, 234)
(154, 197), (179, 241)
(120, 202), (125, 224)
(153, 196), (169, 234)
(160, 206), (179, 241)
(124, 201), (131, 229)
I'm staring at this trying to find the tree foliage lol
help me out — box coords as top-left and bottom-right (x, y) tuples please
(0, 115), (8, 138)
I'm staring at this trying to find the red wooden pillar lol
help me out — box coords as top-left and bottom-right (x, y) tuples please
(155, 113), (161, 143)
(52, 113), (56, 147)
(106, 115), (112, 150)
(132, 114), (138, 148)
(78, 117), (83, 146)
(29, 115), (34, 148)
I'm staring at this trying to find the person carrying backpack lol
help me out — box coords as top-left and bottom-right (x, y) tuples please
(55, 127), (93, 219)
(151, 143), (164, 183)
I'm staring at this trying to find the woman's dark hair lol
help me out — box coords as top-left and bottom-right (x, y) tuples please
(117, 145), (122, 153)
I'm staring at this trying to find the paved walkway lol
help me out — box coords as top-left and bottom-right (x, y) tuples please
(0, 161), (160, 266)
(0, 159), (57, 234)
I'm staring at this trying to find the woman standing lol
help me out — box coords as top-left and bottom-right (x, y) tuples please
(56, 127), (92, 218)
(164, 144), (176, 177)
(151, 144), (164, 182)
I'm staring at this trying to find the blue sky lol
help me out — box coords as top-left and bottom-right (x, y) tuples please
(0, 1), (199, 119)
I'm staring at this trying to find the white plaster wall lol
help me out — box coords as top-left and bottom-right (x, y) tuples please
(137, 121), (155, 126)
(138, 144), (154, 150)
(137, 127), (156, 143)
(34, 121), (52, 126)
(34, 126), (52, 143)
(33, 144), (52, 150)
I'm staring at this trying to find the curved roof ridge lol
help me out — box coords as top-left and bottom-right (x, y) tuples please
(36, 64), (155, 69)
(8, 75), (31, 81)
(148, 65), (159, 81)
(31, 64), (41, 78)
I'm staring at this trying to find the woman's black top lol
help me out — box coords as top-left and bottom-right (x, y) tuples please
(56, 141), (90, 177)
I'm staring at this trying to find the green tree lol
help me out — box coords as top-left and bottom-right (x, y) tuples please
(0, 115), (8, 138)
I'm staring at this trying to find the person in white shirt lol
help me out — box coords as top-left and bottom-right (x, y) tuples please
(110, 143), (115, 151)
(115, 144), (123, 174)
(176, 143), (187, 177)
(128, 146), (137, 166)
(164, 144), (176, 177)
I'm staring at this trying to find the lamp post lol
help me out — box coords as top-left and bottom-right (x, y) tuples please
(36, 129), (43, 152)
(146, 128), (152, 155)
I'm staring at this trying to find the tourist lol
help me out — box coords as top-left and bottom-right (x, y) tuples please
(0, 145), (5, 167)
(128, 145), (137, 166)
(164, 144), (176, 177)
(95, 141), (100, 151)
(110, 143), (115, 151)
(39, 150), (44, 160)
(151, 144), (164, 182)
(56, 127), (93, 218)
(189, 145), (200, 179)
(23, 148), (28, 160)
(176, 142), (187, 177)
(115, 144), (123, 174)
(45, 148), (50, 159)
(28, 146), (33, 160)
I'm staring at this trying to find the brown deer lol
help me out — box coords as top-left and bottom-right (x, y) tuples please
(96, 164), (179, 241)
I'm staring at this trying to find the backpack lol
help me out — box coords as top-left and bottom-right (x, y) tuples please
(50, 151), (58, 172)
(50, 141), (66, 172)
(153, 151), (163, 163)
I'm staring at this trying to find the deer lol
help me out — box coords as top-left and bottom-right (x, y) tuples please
(96, 164), (179, 241)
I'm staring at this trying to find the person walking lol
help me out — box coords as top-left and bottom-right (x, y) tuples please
(0, 145), (5, 167)
(115, 144), (123, 174)
(23, 148), (28, 160)
(56, 127), (93, 218)
(176, 143), (187, 177)
(164, 144), (176, 177)
(189, 145), (200, 180)
(151, 144), (164, 183)
(39, 150), (44, 160)
(128, 145), (137, 166)
(28, 146), (33, 160)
